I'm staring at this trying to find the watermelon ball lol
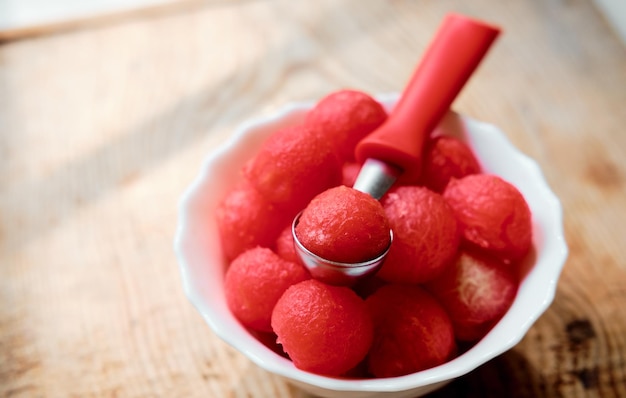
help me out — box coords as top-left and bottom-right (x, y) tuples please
(426, 249), (519, 341)
(443, 174), (532, 263)
(294, 185), (390, 264)
(378, 186), (460, 284)
(243, 123), (342, 213)
(305, 89), (388, 162)
(225, 247), (310, 332)
(275, 225), (301, 264)
(365, 284), (456, 378)
(216, 180), (294, 262)
(271, 279), (374, 376)
(421, 135), (481, 192)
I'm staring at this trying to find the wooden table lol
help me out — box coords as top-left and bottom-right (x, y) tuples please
(2, 1), (625, 396)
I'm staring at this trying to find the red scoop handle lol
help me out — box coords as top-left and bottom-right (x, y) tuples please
(355, 14), (501, 183)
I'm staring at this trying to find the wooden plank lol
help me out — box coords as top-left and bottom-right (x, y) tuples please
(0, 0), (206, 42)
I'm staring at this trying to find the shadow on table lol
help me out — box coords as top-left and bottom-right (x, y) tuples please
(425, 349), (556, 398)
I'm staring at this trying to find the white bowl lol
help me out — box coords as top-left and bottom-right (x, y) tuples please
(174, 93), (568, 398)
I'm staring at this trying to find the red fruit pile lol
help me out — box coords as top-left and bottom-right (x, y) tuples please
(215, 89), (533, 379)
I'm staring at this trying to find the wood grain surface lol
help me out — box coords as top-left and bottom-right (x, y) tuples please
(1, 0), (625, 397)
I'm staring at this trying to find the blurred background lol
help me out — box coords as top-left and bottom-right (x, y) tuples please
(1, 1), (625, 397)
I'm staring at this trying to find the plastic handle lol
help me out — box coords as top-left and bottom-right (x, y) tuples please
(355, 14), (501, 183)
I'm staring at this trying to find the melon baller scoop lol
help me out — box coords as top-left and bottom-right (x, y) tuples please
(292, 14), (501, 286)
